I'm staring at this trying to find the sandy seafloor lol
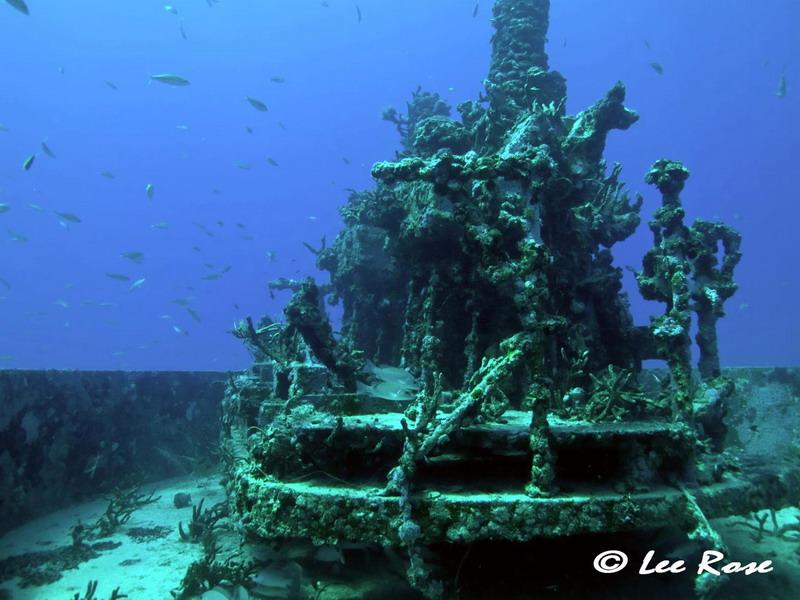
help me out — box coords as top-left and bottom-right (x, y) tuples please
(0, 474), (223, 599)
(1, 471), (799, 599)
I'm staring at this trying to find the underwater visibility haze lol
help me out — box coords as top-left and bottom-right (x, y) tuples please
(2, 1), (800, 600)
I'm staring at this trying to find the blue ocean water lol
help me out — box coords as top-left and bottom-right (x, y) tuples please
(0, 0), (797, 371)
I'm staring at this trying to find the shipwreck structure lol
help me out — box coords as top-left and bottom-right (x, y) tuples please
(220, 1), (799, 598)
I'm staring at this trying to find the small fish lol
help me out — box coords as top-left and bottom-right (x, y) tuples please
(58, 66), (65, 75)
(55, 299), (69, 309)
(187, 307), (201, 322)
(171, 298), (191, 306)
(164, 4), (178, 15)
(160, 314), (172, 320)
(172, 324), (188, 335)
(23, 154), (35, 171)
(0, 203), (9, 214)
(0, 277), (10, 290)
(8, 229), (27, 243)
(246, 97), (269, 112)
(267, 157), (279, 167)
(355, 4), (362, 22)
(235, 223), (246, 229)
(4, 0), (29, 15)
(239, 234), (254, 241)
(0, 124), (8, 132)
(122, 251), (145, 263)
(270, 75), (286, 84)
(265, 251), (277, 263)
(277, 122), (287, 131)
(202, 273), (223, 281)
(106, 273), (130, 282)
(472, 2), (479, 18)
(236, 162), (252, 170)
(104, 80), (118, 91)
(100, 170), (115, 179)
(739, 303), (750, 311)
(55, 211), (81, 223)
(28, 203), (43, 212)
(179, 21), (187, 40)
(194, 223), (214, 236)
(342, 157), (350, 165)
(129, 278), (146, 291)
(644, 39), (651, 50)
(649, 62), (664, 75)
(777, 74), (787, 98)
(0, 354), (14, 362)
(151, 221), (169, 230)
(146, 183), (155, 200)
(150, 73), (191, 86)
(245, 126), (253, 134)
(41, 140), (56, 158)
(176, 124), (190, 131)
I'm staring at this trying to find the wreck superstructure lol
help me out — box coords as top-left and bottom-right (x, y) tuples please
(220, 1), (799, 598)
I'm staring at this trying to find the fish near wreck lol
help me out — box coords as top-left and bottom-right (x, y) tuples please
(4, 0), (29, 15)
(150, 73), (191, 86)
(246, 96), (269, 112)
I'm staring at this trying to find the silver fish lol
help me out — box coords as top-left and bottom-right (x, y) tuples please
(5, 0), (29, 15)
(246, 97), (269, 112)
(150, 73), (191, 86)
(122, 251), (145, 263)
(41, 140), (56, 158)
(55, 211), (81, 223)
(777, 74), (787, 98)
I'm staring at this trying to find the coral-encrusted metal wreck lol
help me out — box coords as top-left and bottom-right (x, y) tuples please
(221, 1), (799, 598)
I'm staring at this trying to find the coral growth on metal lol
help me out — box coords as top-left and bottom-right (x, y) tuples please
(222, 2), (795, 598)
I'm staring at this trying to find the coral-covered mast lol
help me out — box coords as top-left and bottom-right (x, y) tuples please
(482, 0), (566, 147)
